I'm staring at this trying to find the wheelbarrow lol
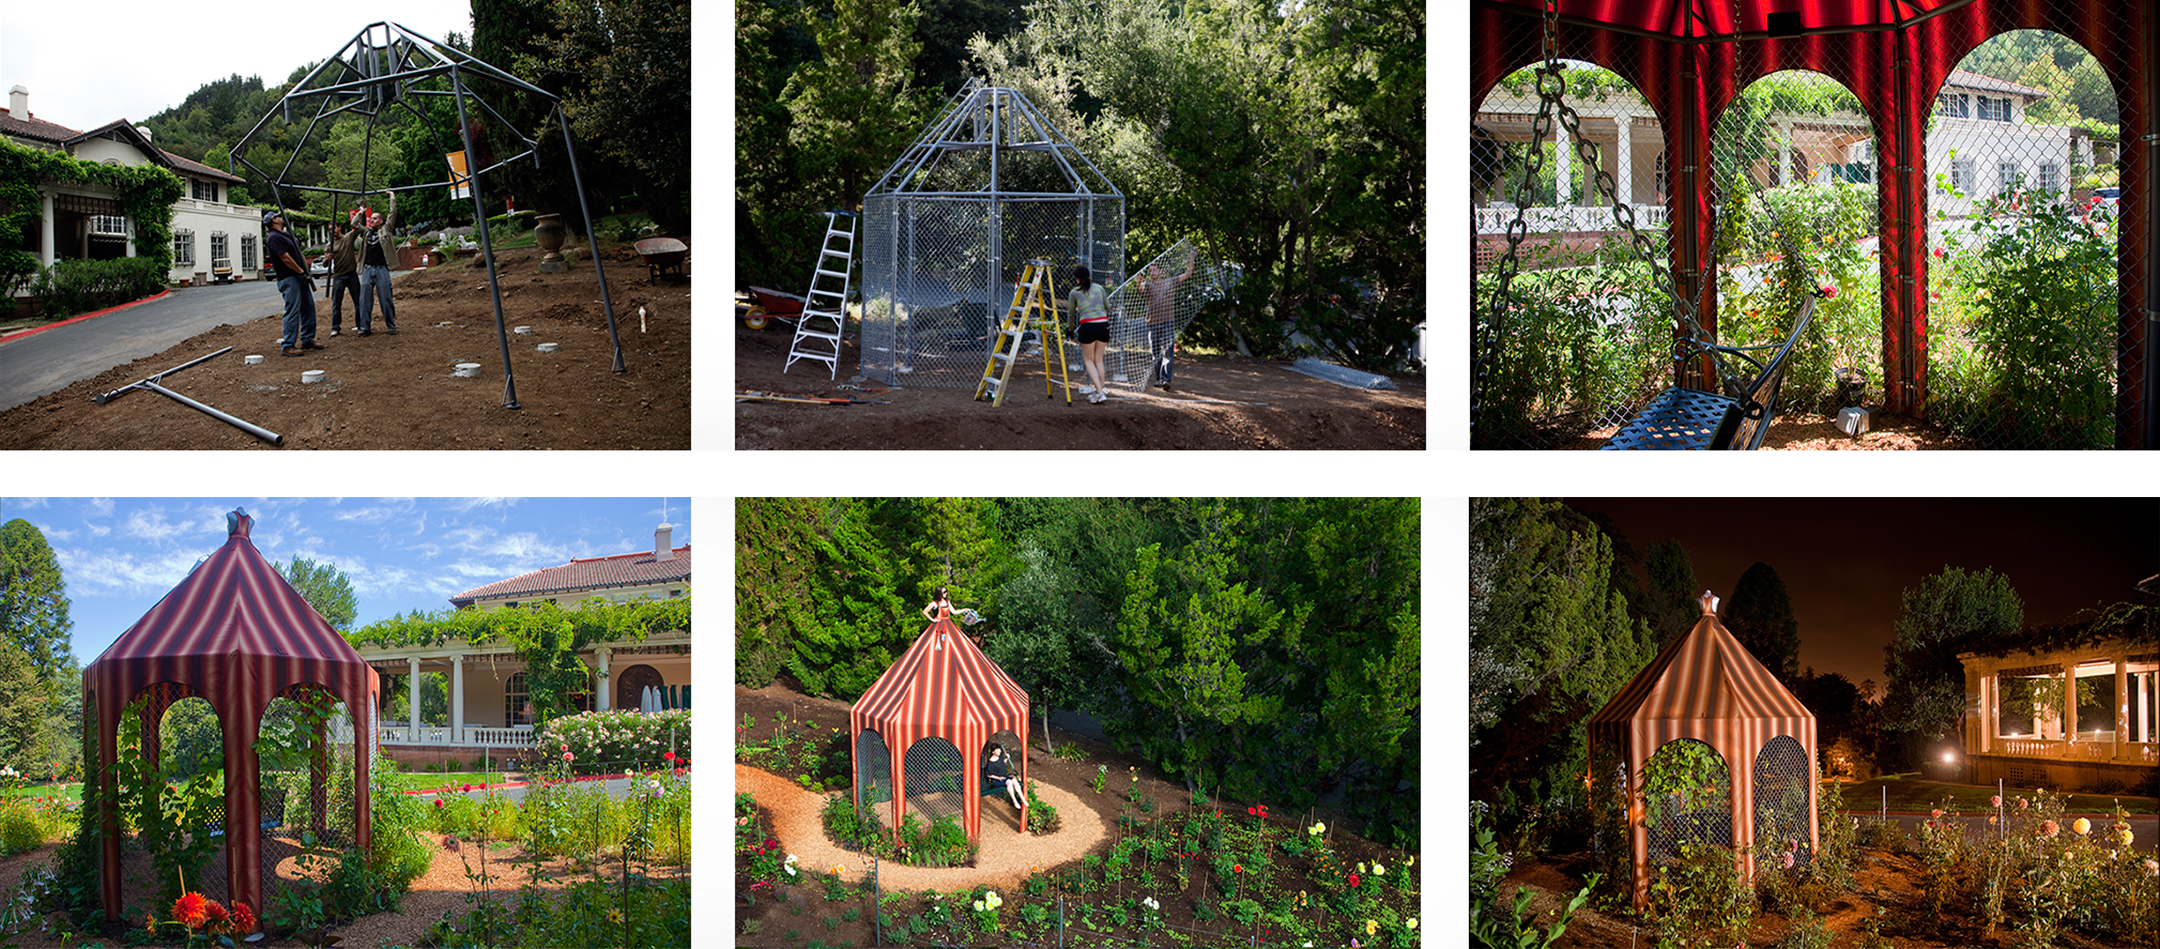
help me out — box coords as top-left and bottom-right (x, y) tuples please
(634, 237), (689, 283)
(738, 285), (807, 330)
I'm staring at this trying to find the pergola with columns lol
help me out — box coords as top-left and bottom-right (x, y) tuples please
(349, 632), (690, 753)
(1958, 636), (2159, 788)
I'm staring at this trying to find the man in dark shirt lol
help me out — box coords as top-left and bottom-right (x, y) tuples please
(323, 219), (359, 337)
(263, 210), (318, 356)
(354, 191), (399, 336)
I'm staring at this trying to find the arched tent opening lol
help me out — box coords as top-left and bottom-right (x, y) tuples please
(1711, 69), (1883, 418)
(83, 509), (379, 924)
(1472, 59), (1675, 444)
(853, 729), (894, 832)
(981, 729), (1026, 830)
(1471, 0), (2157, 450)
(1753, 734), (1814, 870)
(1642, 738), (1733, 863)
(256, 684), (360, 912)
(849, 613), (1030, 847)
(110, 685), (231, 913)
(1923, 29), (2124, 448)
(1587, 590), (1817, 908)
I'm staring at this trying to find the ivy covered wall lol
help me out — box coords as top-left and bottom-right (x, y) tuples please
(0, 136), (185, 282)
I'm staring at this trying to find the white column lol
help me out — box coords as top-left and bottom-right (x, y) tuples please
(38, 192), (54, 269)
(407, 656), (421, 742)
(1779, 119), (1798, 186)
(595, 647), (612, 712)
(2063, 664), (2078, 740)
(1555, 121), (1573, 208)
(2115, 658), (2128, 760)
(1980, 674), (1994, 754)
(2137, 672), (2150, 743)
(451, 655), (465, 744)
(1615, 115), (1635, 208)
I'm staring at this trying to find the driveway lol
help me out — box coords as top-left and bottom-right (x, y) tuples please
(0, 281), (288, 411)
(409, 771), (689, 804)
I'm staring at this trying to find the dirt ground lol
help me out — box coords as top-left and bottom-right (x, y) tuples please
(0, 244), (689, 449)
(734, 680), (1419, 948)
(1562, 410), (1980, 449)
(0, 834), (684, 948)
(733, 318), (1426, 450)
(1499, 849), (2144, 948)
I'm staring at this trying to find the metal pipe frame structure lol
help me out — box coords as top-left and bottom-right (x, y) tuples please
(230, 21), (626, 409)
(93, 347), (283, 444)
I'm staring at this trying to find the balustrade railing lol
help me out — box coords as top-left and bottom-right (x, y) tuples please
(1474, 203), (1670, 235)
(1995, 736), (2156, 763)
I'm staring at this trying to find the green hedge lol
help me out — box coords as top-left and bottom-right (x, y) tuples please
(29, 258), (168, 318)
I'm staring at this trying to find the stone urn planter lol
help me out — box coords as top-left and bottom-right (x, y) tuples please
(534, 213), (569, 273)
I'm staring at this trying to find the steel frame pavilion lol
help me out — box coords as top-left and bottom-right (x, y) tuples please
(231, 21), (625, 409)
(1472, 0), (2159, 448)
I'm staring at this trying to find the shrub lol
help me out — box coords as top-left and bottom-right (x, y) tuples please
(27, 258), (167, 318)
(1856, 815), (1905, 853)
(1649, 841), (1756, 949)
(522, 779), (624, 860)
(1025, 781), (1060, 834)
(533, 709), (690, 774)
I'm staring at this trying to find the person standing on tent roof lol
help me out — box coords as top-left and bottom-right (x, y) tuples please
(353, 190), (400, 336)
(1071, 265), (1112, 403)
(1139, 254), (1196, 390)
(984, 743), (1024, 812)
(921, 586), (953, 621)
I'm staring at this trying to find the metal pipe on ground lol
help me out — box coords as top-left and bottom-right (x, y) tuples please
(92, 346), (283, 444)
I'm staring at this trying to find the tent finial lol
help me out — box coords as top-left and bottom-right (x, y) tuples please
(1700, 589), (1719, 615)
(228, 508), (251, 537)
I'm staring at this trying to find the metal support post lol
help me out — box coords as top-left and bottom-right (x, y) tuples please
(558, 109), (626, 373)
(449, 65), (520, 409)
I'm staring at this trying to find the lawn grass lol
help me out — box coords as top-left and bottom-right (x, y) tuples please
(0, 781), (81, 805)
(1834, 774), (2157, 815)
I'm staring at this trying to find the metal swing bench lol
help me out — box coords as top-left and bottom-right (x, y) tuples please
(1602, 291), (1820, 450)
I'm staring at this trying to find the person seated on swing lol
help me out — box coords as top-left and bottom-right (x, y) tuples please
(983, 743), (1024, 812)
(921, 586), (953, 622)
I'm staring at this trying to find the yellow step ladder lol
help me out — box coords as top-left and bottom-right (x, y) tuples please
(974, 260), (1072, 406)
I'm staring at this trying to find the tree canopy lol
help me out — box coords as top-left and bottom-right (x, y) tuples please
(271, 556), (357, 633)
(1881, 565), (2023, 764)
(1725, 560), (1800, 685)
(0, 519), (73, 686)
(736, 497), (1420, 845)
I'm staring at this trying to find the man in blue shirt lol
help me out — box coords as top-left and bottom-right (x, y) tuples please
(263, 210), (318, 356)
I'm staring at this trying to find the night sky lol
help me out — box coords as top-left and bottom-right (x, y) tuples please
(1563, 498), (2159, 689)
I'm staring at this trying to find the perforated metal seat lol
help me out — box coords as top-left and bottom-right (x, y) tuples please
(1603, 387), (1744, 450)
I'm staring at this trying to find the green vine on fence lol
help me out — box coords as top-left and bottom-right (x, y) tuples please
(345, 595), (690, 724)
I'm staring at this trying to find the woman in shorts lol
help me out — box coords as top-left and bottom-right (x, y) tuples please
(1070, 265), (1112, 403)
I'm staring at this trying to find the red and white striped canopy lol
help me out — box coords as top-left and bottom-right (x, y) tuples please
(83, 509), (376, 921)
(850, 612), (1030, 843)
(1588, 590), (1816, 906)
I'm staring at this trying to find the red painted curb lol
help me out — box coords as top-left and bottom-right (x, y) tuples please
(0, 290), (174, 345)
(402, 768), (691, 797)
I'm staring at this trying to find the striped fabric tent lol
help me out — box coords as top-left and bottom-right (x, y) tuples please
(850, 611), (1030, 844)
(83, 509), (378, 922)
(1588, 590), (1817, 907)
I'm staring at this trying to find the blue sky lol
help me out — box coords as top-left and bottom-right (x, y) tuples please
(0, 497), (692, 667)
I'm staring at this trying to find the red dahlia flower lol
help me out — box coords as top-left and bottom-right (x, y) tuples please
(231, 901), (258, 934)
(173, 892), (211, 929)
(1348, 872), (1360, 888)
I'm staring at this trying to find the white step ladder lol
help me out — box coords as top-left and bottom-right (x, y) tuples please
(784, 210), (856, 377)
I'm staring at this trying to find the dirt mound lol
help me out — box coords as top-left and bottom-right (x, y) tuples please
(733, 317), (1425, 450)
(0, 245), (689, 450)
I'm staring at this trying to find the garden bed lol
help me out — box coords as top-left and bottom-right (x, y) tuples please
(735, 681), (1420, 947)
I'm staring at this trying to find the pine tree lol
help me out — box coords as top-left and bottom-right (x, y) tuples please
(1643, 539), (1702, 648)
(1725, 561), (1800, 684)
(0, 518), (73, 688)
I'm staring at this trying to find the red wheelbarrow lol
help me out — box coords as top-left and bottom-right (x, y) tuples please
(634, 237), (689, 283)
(737, 285), (807, 330)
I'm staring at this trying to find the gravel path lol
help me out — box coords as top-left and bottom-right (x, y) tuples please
(737, 763), (1108, 894)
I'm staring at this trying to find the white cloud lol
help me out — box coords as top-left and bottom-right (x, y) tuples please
(58, 547), (206, 598)
(123, 508), (189, 543)
(34, 522), (74, 541)
(86, 498), (115, 518)
(449, 497), (522, 513)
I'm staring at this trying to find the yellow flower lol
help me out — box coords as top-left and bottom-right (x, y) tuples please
(1407, 917), (1419, 931)
(1365, 919), (1379, 936)
(2073, 818), (2091, 835)
(1405, 854), (1414, 868)
(606, 907), (624, 924)
(1373, 862), (1385, 876)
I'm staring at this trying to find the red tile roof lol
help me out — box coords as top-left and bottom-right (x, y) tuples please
(450, 546), (691, 606)
(0, 107), (82, 144)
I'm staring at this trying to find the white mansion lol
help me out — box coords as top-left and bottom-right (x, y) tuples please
(2, 85), (262, 288)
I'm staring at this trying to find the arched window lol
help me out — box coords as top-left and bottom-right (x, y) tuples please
(617, 664), (664, 712)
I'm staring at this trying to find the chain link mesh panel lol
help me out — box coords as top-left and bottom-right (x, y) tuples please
(1711, 68), (1882, 419)
(900, 737), (966, 832)
(1642, 739), (1732, 865)
(1588, 742), (1633, 900)
(1924, 27), (2136, 448)
(1752, 735), (1814, 870)
(1084, 240), (1234, 395)
(861, 83), (1124, 388)
(1473, 53), (1677, 447)
(855, 729), (893, 831)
